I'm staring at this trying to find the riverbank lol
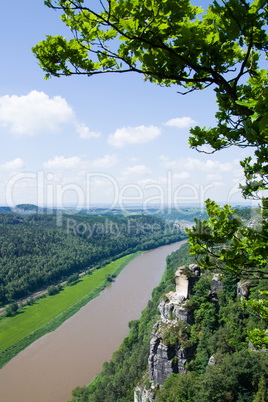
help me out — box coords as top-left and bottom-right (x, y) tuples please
(0, 269), (90, 316)
(0, 252), (141, 369)
(73, 242), (194, 401)
(0, 241), (187, 402)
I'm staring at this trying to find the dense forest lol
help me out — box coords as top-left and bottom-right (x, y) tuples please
(70, 243), (268, 402)
(77, 207), (209, 223)
(0, 210), (185, 305)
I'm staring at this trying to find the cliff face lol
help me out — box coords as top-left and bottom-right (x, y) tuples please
(134, 264), (200, 401)
(134, 266), (268, 402)
(148, 321), (195, 385)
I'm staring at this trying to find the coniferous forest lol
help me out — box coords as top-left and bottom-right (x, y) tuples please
(0, 211), (185, 305)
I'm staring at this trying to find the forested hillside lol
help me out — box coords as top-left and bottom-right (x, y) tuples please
(0, 212), (185, 305)
(77, 207), (209, 223)
(70, 243), (268, 402)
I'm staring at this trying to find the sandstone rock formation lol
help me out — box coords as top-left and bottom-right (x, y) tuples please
(237, 280), (253, 299)
(211, 273), (223, 297)
(134, 264), (200, 401)
(134, 383), (154, 402)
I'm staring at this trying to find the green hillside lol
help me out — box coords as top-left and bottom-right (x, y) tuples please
(0, 213), (185, 305)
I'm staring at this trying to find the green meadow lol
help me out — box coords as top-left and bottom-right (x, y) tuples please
(0, 252), (141, 368)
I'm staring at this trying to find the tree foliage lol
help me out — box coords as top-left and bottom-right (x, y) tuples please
(243, 290), (268, 349)
(5, 302), (19, 317)
(158, 349), (268, 402)
(0, 213), (184, 305)
(34, 0), (268, 197)
(186, 199), (268, 279)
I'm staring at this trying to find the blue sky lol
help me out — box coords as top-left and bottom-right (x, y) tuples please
(0, 1), (256, 209)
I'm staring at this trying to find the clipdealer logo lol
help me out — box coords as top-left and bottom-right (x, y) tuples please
(5, 170), (216, 213)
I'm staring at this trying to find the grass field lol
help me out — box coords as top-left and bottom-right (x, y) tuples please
(0, 252), (141, 367)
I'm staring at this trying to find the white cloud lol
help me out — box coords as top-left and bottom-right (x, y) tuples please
(128, 157), (140, 163)
(137, 178), (158, 187)
(77, 123), (101, 139)
(91, 177), (112, 188)
(1, 158), (24, 171)
(122, 164), (151, 176)
(206, 173), (223, 181)
(211, 181), (225, 187)
(0, 91), (75, 136)
(91, 154), (118, 169)
(173, 171), (190, 180)
(43, 153), (118, 172)
(159, 156), (233, 172)
(164, 116), (197, 128)
(202, 160), (233, 172)
(108, 125), (161, 148)
(44, 155), (82, 169)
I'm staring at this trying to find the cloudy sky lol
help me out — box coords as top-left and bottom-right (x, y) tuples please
(0, 1), (255, 209)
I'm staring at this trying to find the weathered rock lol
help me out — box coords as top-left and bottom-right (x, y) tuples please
(188, 264), (201, 294)
(148, 336), (176, 384)
(237, 280), (252, 299)
(134, 385), (155, 402)
(207, 355), (215, 366)
(211, 273), (223, 296)
(158, 298), (193, 324)
(248, 340), (268, 354)
(136, 264), (201, 396)
(189, 264), (201, 276)
(148, 322), (173, 384)
(176, 345), (195, 374)
(147, 265), (201, 386)
(158, 264), (201, 325)
(148, 320), (195, 385)
(158, 297), (174, 322)
(175, 264), (201, 299)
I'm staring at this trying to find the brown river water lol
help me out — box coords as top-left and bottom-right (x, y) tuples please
(0, 240), (187, 402)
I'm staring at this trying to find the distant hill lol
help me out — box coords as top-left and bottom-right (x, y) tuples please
(12, 204), (54, 215)
(0, 207), (12, 213)
(14, 204), (39, 212)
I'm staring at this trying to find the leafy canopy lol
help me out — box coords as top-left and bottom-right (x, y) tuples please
(34, 0), (268, 198)
(186, 198), (268, 279)
(34, 0), (268, 346)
